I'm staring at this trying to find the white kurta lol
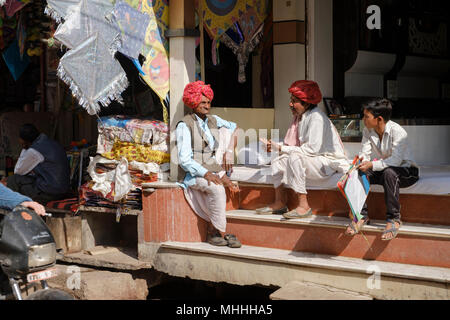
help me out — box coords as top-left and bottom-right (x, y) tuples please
(182, 127), (232, 233)
(272, 108), (350, 193)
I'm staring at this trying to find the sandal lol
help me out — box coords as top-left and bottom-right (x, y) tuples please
(255, 206), (288, 215)
(224, 234), (242, 248)
(207, 232), (228, 246)
(345, 217), (370, 236)
(381, 219), (402, 241)
(282, 208), (312, 220)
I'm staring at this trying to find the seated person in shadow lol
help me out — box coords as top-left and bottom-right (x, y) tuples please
(6, 124), (71, 205)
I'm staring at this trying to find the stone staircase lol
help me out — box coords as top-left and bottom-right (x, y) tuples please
(139, 182), (450, 299)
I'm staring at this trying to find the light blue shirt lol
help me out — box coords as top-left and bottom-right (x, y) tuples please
(0, 183), (32, 210)
(176, 114), (237, 189)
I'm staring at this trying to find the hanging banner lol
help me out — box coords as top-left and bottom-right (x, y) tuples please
(139, 0), (169, 123)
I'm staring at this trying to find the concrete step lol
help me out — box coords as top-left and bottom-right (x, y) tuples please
(224, 210), (450, 268)
(58, 246), (152, 271)
(233, 185), (450, 226)
(156, 241), (450, 300)
(269, 281), (373, 300)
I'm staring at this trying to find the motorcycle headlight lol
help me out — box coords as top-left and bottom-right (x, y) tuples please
(28, 243), (56, 268)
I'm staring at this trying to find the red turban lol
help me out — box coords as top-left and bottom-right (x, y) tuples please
(182, 81), (214, 109)
(288, 80), (322, 105)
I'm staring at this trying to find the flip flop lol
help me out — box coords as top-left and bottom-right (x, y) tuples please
(345, 217), (370, 236)
(381, 219), (402, 241)
(282, 208), (313, 219)
(224, 234), (242, 248)
(255, 206), (288, 215)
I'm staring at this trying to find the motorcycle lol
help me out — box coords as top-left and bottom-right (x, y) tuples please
(0, 206), (74, 300)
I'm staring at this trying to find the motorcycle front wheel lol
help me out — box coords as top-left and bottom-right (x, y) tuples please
(25, 289), (75, 300)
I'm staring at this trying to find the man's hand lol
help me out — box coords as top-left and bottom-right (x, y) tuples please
(221, 174), (239, 192)
(204, 172), (223, 186)
(222, 151), (234, 173)
(21, 201), (46, 216)
(358, 161), (373, 173)
(260, 138), (281, 153)
(1, 177), (7, 186)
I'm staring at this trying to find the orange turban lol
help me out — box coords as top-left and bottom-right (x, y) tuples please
(288, 80), (322, 105)
(182, 81), (214, 109)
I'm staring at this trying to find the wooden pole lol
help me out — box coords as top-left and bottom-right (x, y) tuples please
(199, 0), (205, 82)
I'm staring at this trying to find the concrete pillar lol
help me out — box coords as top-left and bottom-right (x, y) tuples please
(306, 0), (334, 113)
(168, 0), (197, 181)
(273, 0), (307, 137)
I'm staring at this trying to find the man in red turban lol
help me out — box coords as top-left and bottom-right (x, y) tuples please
(182, 81), (214, 109)
(257, 80), (350, 218)
(176, 81), (241, 248)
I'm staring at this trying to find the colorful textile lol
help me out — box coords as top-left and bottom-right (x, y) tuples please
(96, 116), (169, 155)
(46, 198), (80, 213)
(2, 38), (30, 81)
(200, 0), (246, 41)
(182, 81), (214, 109)
(102, 140), (170, 164)
(220, 22), (263, 83)
(80, 181), (143, 210)
(57, 34), (129, 115)
(199, 0), (268, 83)
(289, 80), (323, 105)
(112, 1), (150, 60)
(139, 0), (170, 122)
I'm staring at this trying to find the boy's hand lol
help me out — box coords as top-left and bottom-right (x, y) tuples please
(358, 161), (373, 172)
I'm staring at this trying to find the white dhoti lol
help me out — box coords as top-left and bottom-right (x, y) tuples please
(271, 152), (337, 194)
(183, 127), (232, 233)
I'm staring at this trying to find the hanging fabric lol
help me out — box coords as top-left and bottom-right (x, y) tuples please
(199, 0), (268, 83)
(139, 0), (170, 124)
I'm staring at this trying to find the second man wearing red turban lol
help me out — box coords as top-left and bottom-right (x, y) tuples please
(258, 80), (350, 218)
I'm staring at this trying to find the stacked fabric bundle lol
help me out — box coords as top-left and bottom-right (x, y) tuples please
(79, 115), (169, 210)
(80, 181), (142, 211)
(97, 115), (169, 159)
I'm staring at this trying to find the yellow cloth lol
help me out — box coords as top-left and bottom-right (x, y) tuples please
(124, 0), (170, 124)
(102, 140), (170, 164)
(140, 1), (169, 111)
